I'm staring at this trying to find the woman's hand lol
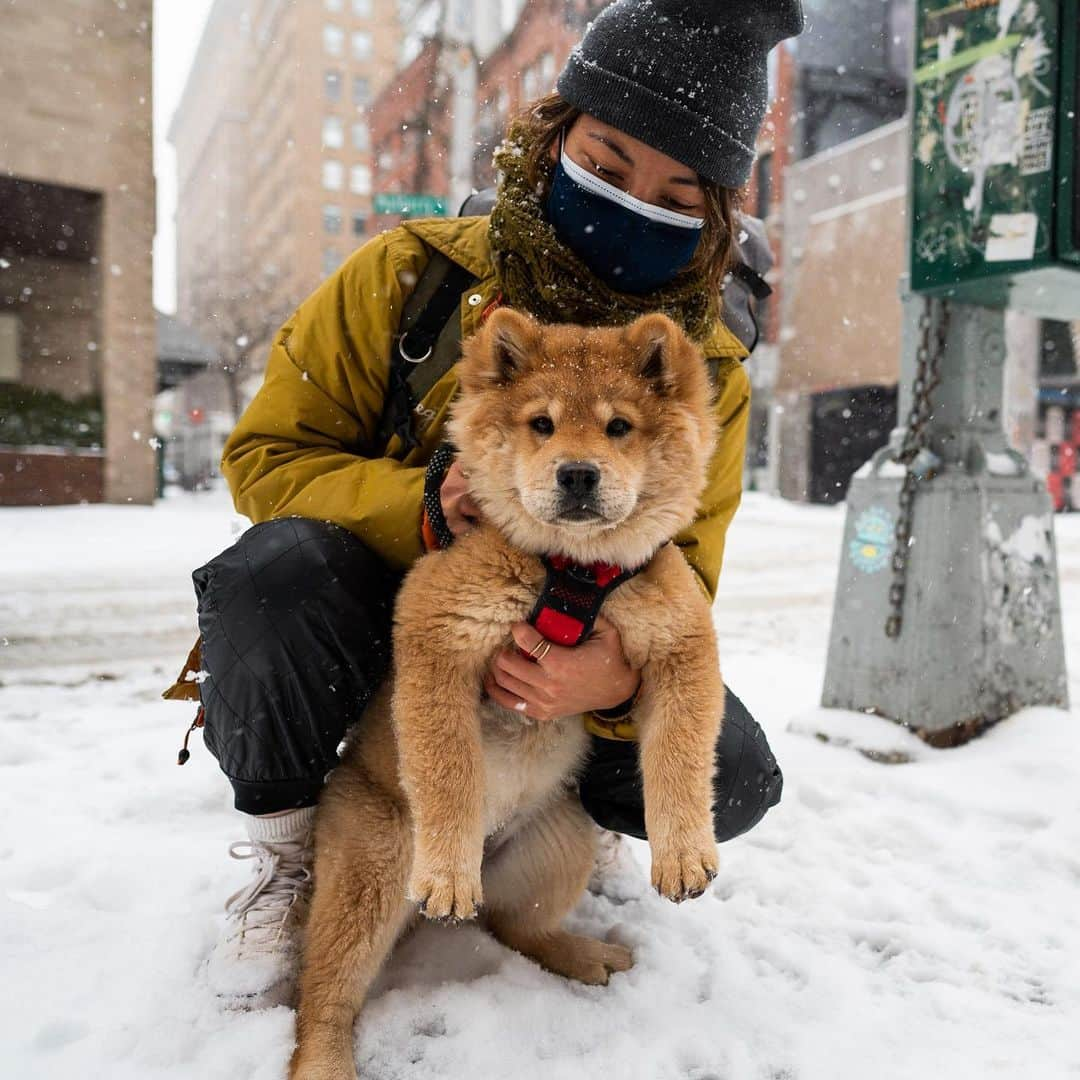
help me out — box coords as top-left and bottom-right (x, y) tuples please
(483, 616), (641, 723)
(440, 459), (482, 537)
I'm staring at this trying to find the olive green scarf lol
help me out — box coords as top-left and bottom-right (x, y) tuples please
(488, 120), (716, 343)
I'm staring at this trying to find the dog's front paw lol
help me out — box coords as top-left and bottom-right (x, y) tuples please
(408, 857), (483, 922)
(650, 837), (718, 904)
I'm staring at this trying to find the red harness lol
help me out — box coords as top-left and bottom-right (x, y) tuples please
(527, 554), (639, 647)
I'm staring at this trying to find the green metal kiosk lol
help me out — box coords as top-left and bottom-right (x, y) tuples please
(821, 0), (1078, 741)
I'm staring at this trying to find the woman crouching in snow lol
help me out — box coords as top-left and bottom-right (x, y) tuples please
(165, 0), (803, 1008)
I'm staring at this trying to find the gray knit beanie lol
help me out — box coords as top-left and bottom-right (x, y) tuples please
(556, 0), (805, 188)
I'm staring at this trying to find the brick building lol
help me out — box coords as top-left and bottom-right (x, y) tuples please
(369, 38), (454, 233)
(369, 0), (605, 233)
(470, 0), (585, 190)
(773, 120), (909, 502)
(764, 0), (922, 503)
(0, 0), (156, 506)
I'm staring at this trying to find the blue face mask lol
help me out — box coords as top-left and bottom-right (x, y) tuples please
(544, 132), (705, 295)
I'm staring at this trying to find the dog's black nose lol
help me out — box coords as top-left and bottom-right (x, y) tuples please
(556, 462), (600, 497)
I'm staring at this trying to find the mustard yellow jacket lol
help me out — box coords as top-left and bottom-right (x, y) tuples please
(220, 215), (750, 599)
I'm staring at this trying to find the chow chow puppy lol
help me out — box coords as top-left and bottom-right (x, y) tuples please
(290, 309), (724, 1079)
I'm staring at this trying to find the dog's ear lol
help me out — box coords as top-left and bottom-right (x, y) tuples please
(462, 307), (540, 388)
(489, 308), (537, 382)
(624, 313), (711, 409)
(624, 313), (687, 396)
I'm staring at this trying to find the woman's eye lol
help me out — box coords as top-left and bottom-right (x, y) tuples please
(591, 160), (621, 182)
(530, 416), (555, 436)
(606, 418), (632, 438)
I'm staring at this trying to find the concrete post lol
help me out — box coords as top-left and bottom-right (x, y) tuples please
(821, 294), (1069, 742)
(1002, 312), (1041, 459)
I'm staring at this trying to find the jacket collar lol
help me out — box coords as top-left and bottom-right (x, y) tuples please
(401, 216), (493, 281)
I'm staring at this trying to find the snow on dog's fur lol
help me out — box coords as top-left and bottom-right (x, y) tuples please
(290, 309), (725, 1080)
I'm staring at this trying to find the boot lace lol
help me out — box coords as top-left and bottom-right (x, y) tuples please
(223, 839), (312, 949)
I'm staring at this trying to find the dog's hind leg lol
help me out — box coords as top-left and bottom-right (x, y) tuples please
(482, 792), (634, 985)
(289, 777), (413, 1080)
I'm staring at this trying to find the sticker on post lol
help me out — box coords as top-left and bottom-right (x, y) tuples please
(848, 507), (894, 575)
(1020, 107), (1054, 176)
(985, 212), (1038, 262)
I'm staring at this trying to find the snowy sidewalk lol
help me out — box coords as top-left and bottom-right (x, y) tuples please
(2, 490), (1078, 1080)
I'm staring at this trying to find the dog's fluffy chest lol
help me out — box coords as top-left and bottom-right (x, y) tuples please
(478, 702), (591, 837)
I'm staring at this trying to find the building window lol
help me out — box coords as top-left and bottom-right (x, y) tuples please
(324, 70), (342, 102)
(323, 204), (343, 233)
(352, 211), (368, 236)
(324, 0), (343, 9)
(351, 122), (370, 152)
(352, 76), (370, 106)
(322, 160), (344, 190)
(351, 30), (372, 61)
(350, 164), (372, 195)
(351, 0), (371, 15)
(323, 24), (344, 56)
(322, 116), (344, 149)
(323, 248), (341, 277)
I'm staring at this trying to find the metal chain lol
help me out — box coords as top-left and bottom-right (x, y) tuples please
(885, 297), (949, 639)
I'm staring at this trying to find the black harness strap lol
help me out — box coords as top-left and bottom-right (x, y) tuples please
(398, 258), (476, 365)
(379, 252), (477, 451)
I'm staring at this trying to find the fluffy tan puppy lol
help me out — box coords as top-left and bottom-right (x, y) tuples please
(290, 309), (725, 1080)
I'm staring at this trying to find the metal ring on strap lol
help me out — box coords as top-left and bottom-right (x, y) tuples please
(398, 332), (432, 364)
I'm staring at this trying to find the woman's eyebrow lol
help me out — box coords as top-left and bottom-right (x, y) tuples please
(586, 131), (701, 188)
(587, 131), (635, 166)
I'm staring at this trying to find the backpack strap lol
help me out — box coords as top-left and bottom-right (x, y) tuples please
(378, 250), (477, 451)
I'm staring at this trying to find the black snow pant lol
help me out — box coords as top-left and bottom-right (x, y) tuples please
(193, 517), (783, 841)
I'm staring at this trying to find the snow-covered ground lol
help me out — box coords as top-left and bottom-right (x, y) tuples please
(2, 489), (1078, 1080)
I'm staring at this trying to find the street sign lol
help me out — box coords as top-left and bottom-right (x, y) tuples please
(910, 0), (1079, 320)
(372, 193), (447, 217)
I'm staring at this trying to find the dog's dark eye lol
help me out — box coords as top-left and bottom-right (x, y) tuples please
(606, 418), (632, 438)
(530, 416), (555, 436)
